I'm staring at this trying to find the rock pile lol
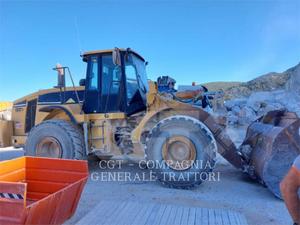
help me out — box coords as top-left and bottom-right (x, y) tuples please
(224, 92), (286, 125)
(222, 62), (300, 126)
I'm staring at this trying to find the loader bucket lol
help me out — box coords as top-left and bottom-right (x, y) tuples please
(240, 110), (300, 198)
(0, 157), (88, 225)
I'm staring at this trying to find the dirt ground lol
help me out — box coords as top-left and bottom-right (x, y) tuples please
(0, 125), (292, 225)
(0, 148), (292, 225)
(65, 125), (291, 225)
(65, 158), (291, 225)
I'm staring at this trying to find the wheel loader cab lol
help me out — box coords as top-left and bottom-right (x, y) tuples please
(82, 49), (149, 115)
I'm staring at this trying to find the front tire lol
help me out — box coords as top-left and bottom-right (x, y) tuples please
(146, 116), (217, 188)
(25, 119), (86, 159)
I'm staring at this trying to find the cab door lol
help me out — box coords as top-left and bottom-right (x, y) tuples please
(83, 54), (125, 114)
(82, 55), (100, 113)
(100, 54), (124, 113)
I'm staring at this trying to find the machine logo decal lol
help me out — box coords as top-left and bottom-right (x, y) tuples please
(66, 98), (76, 104)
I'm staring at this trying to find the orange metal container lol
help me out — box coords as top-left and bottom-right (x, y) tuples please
(0, 157), (88, 225)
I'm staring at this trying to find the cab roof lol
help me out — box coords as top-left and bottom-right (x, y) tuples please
(82, 48), (145, 61)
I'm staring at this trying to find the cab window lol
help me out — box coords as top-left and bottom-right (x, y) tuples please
(102, 55), (122, 95)
(125, 65), (138, 103)
(87, 56), (98, 90)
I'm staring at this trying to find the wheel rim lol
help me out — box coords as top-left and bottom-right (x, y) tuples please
(162, 136), (196, 170)
(36, 137), (62, 158)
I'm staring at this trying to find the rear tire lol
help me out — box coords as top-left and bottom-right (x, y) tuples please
(146, 116), (217, 188)
(25, 119), (86, 160)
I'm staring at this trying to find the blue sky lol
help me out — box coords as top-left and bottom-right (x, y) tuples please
(0, 0), (299, 101)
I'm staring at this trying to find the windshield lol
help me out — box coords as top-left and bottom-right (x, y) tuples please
(125, 53), (149, 104)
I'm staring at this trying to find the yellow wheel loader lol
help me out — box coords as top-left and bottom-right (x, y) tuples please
(1, 48), (299, 198)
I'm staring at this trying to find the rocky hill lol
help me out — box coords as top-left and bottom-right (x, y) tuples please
(201, 81), (241, 92)
(210, 62), (300, 125)
(203, 62), (299, 99)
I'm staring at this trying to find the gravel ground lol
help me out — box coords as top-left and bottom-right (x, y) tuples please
(65, 159), (291, 225)
(0, 146), (24, 161)
(66, 126), (291, 225)
(0, 125), (292, 225)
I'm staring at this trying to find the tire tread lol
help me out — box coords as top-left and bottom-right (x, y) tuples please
(25, 119), (86, 159)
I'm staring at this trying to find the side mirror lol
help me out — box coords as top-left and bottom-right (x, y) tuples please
(79, 79), (86, 86)
(54, 63), (65, 88)
(145, 61), (149, 66)
(112, 47), (121, 66)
